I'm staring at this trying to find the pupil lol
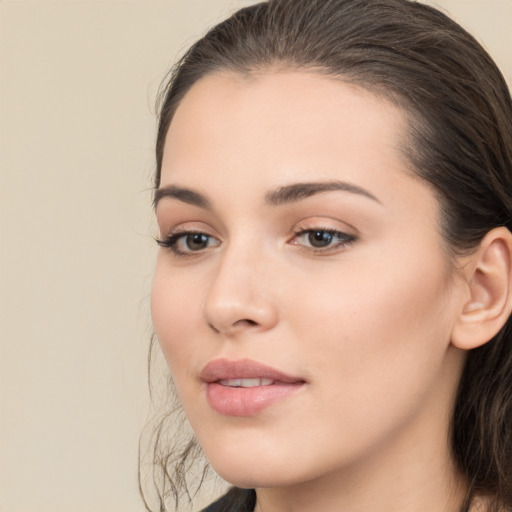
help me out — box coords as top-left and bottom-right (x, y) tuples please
(309, 230), (333, 247)
(187, 233), (208, 250)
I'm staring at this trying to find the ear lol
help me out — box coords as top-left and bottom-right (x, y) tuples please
(451, 227), (512, 350)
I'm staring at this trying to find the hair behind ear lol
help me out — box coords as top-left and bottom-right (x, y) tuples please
(452, 319), (512, 509)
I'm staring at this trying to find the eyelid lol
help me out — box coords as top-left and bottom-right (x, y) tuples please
(156, 230), (220, 256)
(292, 228), (355, 244)
(155, 217), (357, 257)
(288, 221), (358, 254)
(156, 223), (221, 257)
(156, 219), (217, 240)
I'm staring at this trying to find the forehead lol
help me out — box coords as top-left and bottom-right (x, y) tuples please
(162, 70), (412, 186)
(166, 71), (408, 141)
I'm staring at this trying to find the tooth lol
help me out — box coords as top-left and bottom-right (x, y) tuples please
(218, 378), (275, 387)
(219, 379), (242, 386)
(240, 378), (260, 387)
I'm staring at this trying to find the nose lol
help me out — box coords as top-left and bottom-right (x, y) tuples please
(202, 243), (279, 337)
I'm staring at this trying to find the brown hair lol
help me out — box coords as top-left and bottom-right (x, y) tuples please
(144, 1), (512, 510)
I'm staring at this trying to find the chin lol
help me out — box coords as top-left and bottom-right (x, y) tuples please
(205, 450), (275, 487)
(203, 443), (324, 490)
(212, 464), (298, 489)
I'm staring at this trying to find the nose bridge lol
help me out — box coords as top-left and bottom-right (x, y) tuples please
(203, 234), (278, 335)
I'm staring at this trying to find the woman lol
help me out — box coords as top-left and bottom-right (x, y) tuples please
(146, 0), (512, 510)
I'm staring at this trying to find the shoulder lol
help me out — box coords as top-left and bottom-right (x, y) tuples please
(200, 487), (256, 512)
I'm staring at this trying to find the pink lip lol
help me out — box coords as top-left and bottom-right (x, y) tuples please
(200, 358), (303, 383)
(200, 358), (305, 417)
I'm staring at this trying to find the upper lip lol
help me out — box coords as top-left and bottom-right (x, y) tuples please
(200, 358), (304, 383)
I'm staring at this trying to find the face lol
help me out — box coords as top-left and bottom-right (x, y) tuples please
(152, 71), (467, 490)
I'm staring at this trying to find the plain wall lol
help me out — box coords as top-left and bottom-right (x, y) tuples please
(1, 1), (511, 511)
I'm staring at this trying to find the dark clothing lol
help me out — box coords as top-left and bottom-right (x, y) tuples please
(201, 488), (256, 512)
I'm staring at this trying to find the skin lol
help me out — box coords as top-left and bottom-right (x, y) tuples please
(152, 71), (472, 512)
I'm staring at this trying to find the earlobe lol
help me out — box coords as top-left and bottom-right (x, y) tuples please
(451, 227), (512, 350)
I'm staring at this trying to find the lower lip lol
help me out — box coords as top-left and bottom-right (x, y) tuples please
(206, 381), (303, 416)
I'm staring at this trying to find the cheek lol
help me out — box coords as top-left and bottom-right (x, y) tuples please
(289, 249), (455, 391)
(151, 262), (203, 375)
(151, 266), (213, 428)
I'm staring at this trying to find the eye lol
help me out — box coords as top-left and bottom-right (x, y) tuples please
(156, 231), (220, 256)
(291, 228), (356, 252)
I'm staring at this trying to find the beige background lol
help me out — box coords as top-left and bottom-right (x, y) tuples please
(1, 1), (511, 511)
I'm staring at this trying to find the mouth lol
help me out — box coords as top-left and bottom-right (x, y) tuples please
(218, 377), (275, 387)
(200, 358), (305, 417)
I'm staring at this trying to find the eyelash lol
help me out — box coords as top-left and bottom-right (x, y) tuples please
(291, 228), (356, 253)
(155, 230), (220, 257)
(156, 228), (356, 257)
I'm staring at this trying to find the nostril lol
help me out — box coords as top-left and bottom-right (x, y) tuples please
(240, 319), (258, 326)
(207, 317), (260, 335)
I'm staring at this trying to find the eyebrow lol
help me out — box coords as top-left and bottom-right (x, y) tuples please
(153, 180), (380, 210)
(264, 180), (381, 206)
(153, 185), (212, 210)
